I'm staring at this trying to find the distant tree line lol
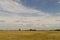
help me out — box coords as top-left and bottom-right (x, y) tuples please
(18, 29), (60, 31)
(18, 29), (36, 31)
(54, 29), (60, 31)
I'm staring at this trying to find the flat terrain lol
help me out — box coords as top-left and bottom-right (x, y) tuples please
(0, 31), (60, 40)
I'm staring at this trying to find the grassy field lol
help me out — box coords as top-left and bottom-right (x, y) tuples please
(0, 31), (60, 40)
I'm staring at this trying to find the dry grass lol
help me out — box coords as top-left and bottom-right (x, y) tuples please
(0, 31), (60, 40)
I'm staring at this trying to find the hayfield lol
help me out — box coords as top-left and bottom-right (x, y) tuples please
(0, 31), (60, 40)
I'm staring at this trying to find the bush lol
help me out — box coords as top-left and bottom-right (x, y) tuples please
(54, 29), (60, 31)
(19, 29), (21, 31)
(29, 29), (36, 31)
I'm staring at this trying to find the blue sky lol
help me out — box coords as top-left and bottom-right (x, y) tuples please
(0, 0), (60, 30)
(20, 0), (60, 14)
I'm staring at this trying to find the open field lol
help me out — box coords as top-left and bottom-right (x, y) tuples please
(0, 31), (60, 40)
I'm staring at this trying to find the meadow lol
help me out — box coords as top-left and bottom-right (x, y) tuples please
(0, 30), (60, 40)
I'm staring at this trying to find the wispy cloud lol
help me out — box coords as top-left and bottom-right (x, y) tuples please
(57, 0), (60, 4)
(0, 0), (43, 15)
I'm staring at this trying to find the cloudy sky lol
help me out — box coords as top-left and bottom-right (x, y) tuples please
(0, 0), (60, 30)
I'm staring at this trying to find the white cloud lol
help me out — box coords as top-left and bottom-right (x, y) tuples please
(57, 0), (60, 4)
(0, 0), (43, 14)
(0, 0), (60, 30)
(0, 16), (60, 30)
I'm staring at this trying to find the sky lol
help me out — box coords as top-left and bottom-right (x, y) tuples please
(0, 0), (60, 30)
